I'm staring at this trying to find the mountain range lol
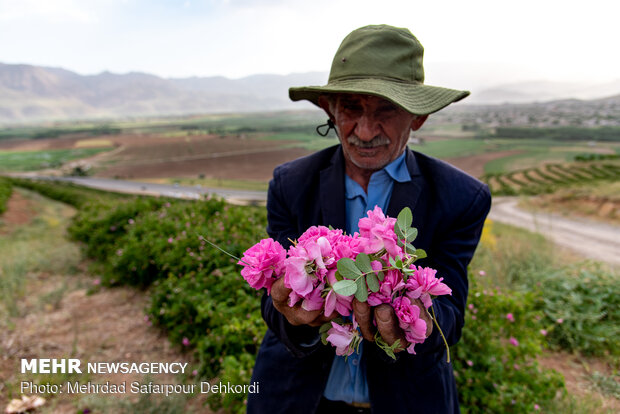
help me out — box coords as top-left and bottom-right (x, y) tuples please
(1, 62), (619, 124)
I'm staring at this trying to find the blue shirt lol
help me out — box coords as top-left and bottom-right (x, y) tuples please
(323, 151), (411, 403)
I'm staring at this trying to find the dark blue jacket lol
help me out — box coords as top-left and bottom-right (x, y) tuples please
(247, 145), (491, 414)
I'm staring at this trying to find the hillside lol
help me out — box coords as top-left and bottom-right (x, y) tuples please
(2, 62), (620, 125)
(0, 63), (324, 123)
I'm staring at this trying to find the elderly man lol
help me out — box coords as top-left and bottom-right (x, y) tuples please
(247, 25), (491, 414)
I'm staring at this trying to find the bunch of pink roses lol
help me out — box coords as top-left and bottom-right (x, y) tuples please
(238, 206), (452, 359)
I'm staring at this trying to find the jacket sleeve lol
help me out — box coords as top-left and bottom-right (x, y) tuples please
(261, 165), (323, 358)
(413, 183), (491, 356)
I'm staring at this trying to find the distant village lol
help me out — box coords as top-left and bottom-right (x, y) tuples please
(434, 95), (620, 128)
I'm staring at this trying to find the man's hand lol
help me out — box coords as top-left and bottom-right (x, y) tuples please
(270, 278), (333, 327)
(352, 298), (433, 353)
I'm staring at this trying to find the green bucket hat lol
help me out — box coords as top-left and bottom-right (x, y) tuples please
(289, 24), (469, 116)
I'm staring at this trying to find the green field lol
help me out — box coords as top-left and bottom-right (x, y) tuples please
(260, 131), (338, 151)
(2, 114), (620, 191)
(0, 147), (112, 172)
(483, 139), (620, 173)
(412, 138), (489, 159)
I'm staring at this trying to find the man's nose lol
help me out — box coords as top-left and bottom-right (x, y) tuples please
(354, 112), (381, 141)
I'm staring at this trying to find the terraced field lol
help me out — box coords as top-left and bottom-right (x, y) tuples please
(482, 161), (620, 196)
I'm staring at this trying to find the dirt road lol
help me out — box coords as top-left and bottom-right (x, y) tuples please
(489, 197), (620, 266)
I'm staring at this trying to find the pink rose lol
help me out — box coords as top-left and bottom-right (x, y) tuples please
(368, 269), (405, 306)
(300, 283), (325, 311)
(358, 206), (402, 257)
(238, 238), (286, 294)
(406, 266), (451, 309)
(324, 269), (354, 317)
(326, 321), (360, 356)
(284, 256), (314, 297)
(392, 296), (427, 353)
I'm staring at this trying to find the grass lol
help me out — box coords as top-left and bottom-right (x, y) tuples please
(0, 147), (112, 172)
(518, 179), (620, 225)
(0, 188), (81, 321)
(470, 219), (559, 289)
(542, 392), (618, 414)
(589, 371), (620, 399)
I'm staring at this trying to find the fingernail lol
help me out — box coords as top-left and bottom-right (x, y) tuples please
(376, 308), (390, 321)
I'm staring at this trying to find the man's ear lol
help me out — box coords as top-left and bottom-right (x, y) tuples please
(317, 95), (335, 121)
(411, 115), (428, 131)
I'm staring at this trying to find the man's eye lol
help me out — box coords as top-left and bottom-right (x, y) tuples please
(378, 106), (397, 113)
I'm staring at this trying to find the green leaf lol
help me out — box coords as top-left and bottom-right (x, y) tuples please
(406, 227), (418, 242)
(354, 253), (373, 274)
(377, 271), (385, 281)
(375, 334), (398, 360)
(355, 276), (368, 302)
(394, 221), (405, 239)
(414, 249), (427, 260)
(337, 258), (362, 279)
(333, 279), (358, 296)
(319, 322), (332, 334)
(366, 272), (380, 292)
(334, 270), (343, 281)
(404, 242), (416, 255)
(397, 207), (413, 232)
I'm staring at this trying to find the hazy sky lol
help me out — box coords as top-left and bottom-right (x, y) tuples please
(1, 0), (619, 87)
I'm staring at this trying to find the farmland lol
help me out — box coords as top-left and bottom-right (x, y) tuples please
(1, 112), (620, 413)
(1, 112), (619, 188)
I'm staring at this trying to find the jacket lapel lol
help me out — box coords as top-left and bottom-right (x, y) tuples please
(387, 149), (423, 218)
(319, 146), (347, 230)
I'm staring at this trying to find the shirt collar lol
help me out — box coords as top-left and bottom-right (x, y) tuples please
(383, 151), (411, 183)
(344, 151), (411, 200)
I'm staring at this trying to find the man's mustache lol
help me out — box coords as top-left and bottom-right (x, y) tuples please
(346, 135), (390, 148)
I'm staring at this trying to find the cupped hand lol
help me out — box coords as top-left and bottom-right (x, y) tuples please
(352, 298), (433, 353)
(270, 278), (333, 327)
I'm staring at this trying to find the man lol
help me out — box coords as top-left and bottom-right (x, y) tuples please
(247, 25), (491, 413)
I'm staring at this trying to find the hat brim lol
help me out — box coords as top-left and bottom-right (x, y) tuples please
(289, 78), (469, 116)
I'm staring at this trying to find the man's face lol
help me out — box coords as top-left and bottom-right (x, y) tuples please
(324, 94), (425, 172)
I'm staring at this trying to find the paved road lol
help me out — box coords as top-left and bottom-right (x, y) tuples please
(9, 175), (619, 266)
(489, 197), (620, 266)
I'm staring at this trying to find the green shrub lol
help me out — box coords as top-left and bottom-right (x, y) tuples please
(103, 200), (264, 286)
(472, 220), (620, 358)
(9, 178), (122, 208)
(210, 353), (257, 414)
(68, 197), (169, 262)
(533, 266), (620, 357)
(147, 267), (264, 374)
(454, 273), (564, 413)
(0, 177), (12, 215)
